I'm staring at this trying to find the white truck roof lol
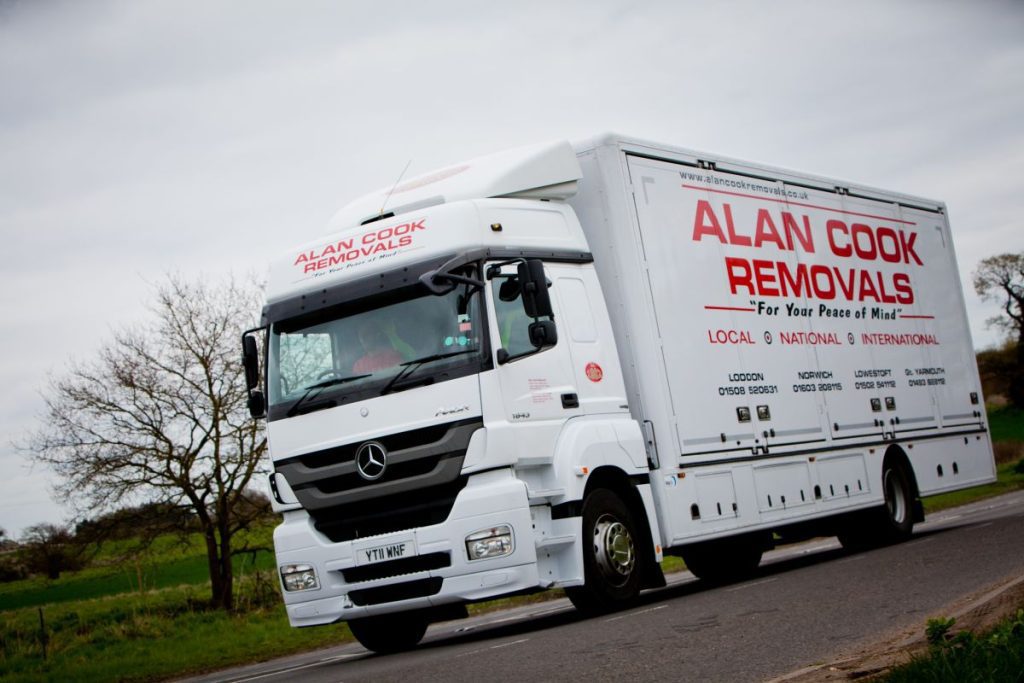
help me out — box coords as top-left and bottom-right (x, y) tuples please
(326, 140), (583, 231)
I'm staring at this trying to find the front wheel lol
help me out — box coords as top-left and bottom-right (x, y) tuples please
(566, 488), (643, 613)
(348, 613), (428, 654)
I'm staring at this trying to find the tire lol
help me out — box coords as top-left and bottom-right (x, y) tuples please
(566, 488), (643, 613)
(347, 613), (428, 654)
(680, 536), (764, 584)
(878, 462), (915, 541)
(838, 462), (915, 551)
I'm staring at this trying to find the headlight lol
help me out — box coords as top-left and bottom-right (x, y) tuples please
(280, 563), (319, 592)
(465, 525), (514, 561)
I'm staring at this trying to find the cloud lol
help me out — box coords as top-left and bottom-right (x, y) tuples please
(1, 0), (1022, 534)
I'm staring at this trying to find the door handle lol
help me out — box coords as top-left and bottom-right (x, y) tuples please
(561, 393), (579, 409)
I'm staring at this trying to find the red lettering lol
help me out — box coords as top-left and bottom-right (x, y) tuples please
(724, 203), (751, 246)
(834, 268), (856, 300)
(810, 265), (836, 299)
(725, 257), (755, 295)
(876, 227), (901, 263)
(894, 272), (915, 304)
(851, 224), (877, 260)
(900, 230), (923, 266)
(876, 271), (897, 303)
(827, 220), (851, 257)
(754, 210), (784, 249)
(782, 213), (815, 253)
(753, 258), (780, 296)
(777, 261), (810, 297)
(858, 270), (880, 302)
(693, 200), (727, 243)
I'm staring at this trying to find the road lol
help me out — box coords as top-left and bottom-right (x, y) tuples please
(184, 490), (1024, 683)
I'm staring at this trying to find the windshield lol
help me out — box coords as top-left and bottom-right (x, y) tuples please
(267, 269), (486, 419)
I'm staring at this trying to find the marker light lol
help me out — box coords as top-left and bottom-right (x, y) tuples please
(465, 525), (514, 561)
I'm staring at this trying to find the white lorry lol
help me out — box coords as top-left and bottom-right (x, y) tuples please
(242, 134), (995, 652)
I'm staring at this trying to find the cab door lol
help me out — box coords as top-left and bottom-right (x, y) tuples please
(484, 260), (582, 428)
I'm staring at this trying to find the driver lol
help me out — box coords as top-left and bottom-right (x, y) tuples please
(353, 321), (403, 373)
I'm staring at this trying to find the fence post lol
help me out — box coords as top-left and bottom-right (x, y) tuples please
(38, 607), (48, 660)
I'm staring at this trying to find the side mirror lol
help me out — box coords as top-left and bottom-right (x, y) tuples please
(498, 277), (521, 302)
(247, 391), (266, 419)
(528, 320), (557, 349)
(518, 259), (553, 318)
(242, 335), (260, 390)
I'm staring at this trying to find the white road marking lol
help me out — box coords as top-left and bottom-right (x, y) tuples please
(603, 604), (667, 622)
(725, 577), (777, 592)
(489, 638), (530, 649)
(455, 637), (532, 658)
(457, 603), (573, 632)
(227, 654), (360, 682)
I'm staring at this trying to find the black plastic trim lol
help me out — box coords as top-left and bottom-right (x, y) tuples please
(262, 248), (592, 326)
(551, 473), (650, 519)
(277, 419), (482, 511)
(551, 500), (582, 520)
(677, 427), (987, 468)
(348, 577), (443, 606)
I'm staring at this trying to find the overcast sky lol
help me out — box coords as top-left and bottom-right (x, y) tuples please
(1, 0), (1022, 537)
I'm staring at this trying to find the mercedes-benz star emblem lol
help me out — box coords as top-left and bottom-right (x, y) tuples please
(355, 441), (388, 481)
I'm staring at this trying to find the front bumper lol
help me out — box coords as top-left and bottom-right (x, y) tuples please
(274, 468), (539, 626)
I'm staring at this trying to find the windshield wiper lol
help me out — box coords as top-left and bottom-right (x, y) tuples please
(380, 349), (478, 395)
(286, 374), (371, 417)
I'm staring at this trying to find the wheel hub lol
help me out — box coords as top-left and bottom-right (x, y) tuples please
(884, 469), (907, 524)
(593, 514), (635, 586)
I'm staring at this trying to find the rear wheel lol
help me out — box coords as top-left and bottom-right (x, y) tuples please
(348, 613), (428, 654)
(566, 488), (643, 612)
(838, 462), (915, 550)
(680, 536), (764, 583)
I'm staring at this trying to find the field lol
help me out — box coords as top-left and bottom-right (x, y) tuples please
(1, 408), (1021, 682)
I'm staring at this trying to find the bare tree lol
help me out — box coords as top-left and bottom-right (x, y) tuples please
(28, 275), (268, 609)
(20, 523), (84, 580)
(974, 252), (1024, 408)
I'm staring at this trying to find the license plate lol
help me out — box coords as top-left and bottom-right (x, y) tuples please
(355, 539), (415, 566)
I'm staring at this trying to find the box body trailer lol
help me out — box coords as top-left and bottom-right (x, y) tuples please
(243, 134), (995, 652)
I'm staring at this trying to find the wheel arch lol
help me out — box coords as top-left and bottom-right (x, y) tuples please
(582, 465), (664, 588)
(882, 444), (924, 523)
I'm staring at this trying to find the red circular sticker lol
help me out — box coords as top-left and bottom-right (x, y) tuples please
(585, 362), (603, 382)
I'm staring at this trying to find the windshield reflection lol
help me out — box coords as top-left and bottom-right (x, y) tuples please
(268, 274), (485, 418)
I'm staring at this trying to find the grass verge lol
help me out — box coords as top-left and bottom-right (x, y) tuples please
(883, 608), (1024, 682)
(0, 575), (344, 683)
(923, 457), (1024, 514)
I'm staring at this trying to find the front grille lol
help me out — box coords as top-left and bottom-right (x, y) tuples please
(292, 422), (455, 471)
(316, 454), (442, 494)
(341, 552), (451, 584)
(312, 476), (467, 542)
(348, 577), (443, 606)
(274, 419), (481, 542)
